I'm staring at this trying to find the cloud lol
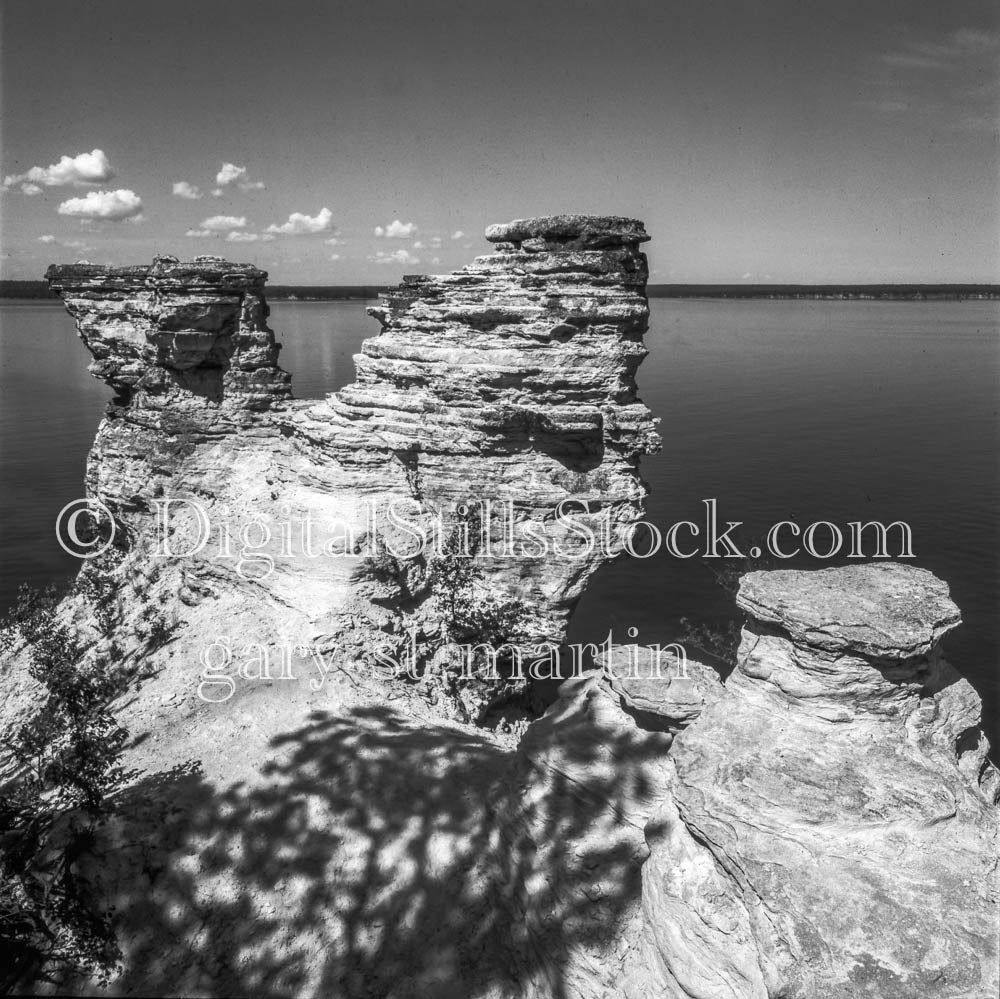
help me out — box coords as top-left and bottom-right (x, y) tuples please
(226, 231), (275, 242)
(3, 149), (114, 193)
(37, 235), (93, 249)
(368, 249), (420, 266)
(186, 229), (215, 238)
(265, 207), (334, 235)
(172, 181), (203, 199)
(216, 162), (247, 186)
(374, 219), (417, 238)
(451, 230), (465, 240)
(199, 215), (248, 231)
(324, 237), (341, 246)
(214, 163), (266, 192)
(330, 253), (342, 261)
(57, 189), (143, 221)
(431, 256), (441, 265)
(413, 240), (426, 249)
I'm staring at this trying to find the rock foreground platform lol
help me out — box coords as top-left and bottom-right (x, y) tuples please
(737, 562), (962, 657)
(13, 228), (998, 997)
(488, 565), (997, 999)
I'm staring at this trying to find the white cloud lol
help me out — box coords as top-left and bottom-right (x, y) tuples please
(199, 215), (248, 231)
(37, 234), (92, 249)
(325, 237), (341, 246)
(185, 229), (214, 238)
(431, 256), (441, 265)
(216, 162), (247, 186)
(368, 249), (420, 266)
(451, 230), (465, 240)
(57, 188), (143, 221)
(413, 240), (426, 249)
(265, 207), (334, 235)
(212, 163), (266, 192)
(226, 231), (275, 242)
(374, 219), (417, 239)
(3, 149), (114, 192)
(172, 181), (203, 199)
(330, 253), (342, 261)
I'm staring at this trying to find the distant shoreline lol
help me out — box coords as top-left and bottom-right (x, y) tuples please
(2, 280), (997, 301)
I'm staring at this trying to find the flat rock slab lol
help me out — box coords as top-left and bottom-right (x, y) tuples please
(596, 646), (723, 730)
(737, 562), (961, 659)
(485, 214), (650, 247)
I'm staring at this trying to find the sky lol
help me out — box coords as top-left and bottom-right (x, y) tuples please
(1, 0), (997, 284)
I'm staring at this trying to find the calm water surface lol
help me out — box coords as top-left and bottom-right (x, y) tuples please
(1, 298), (997, 739)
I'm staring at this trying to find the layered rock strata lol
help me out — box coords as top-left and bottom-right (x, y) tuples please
(36, 230), (999, 997)
(45, 219), (660, 673)
(651, 562), (999, 998)
(510, 563), (998, 998)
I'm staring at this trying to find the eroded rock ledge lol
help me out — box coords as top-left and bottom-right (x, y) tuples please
(44, 219), (660, 686)
(512, 562), (998, 998)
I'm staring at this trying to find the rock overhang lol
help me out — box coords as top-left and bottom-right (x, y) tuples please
(736, 562), (962, 660)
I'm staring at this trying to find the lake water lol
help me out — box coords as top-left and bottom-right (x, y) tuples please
(1, 298), (997, 743)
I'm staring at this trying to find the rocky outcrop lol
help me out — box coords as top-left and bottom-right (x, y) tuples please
(34, 228), (999, 997)
(649, 562), (998, 998)
(46, 255), (291, 415)
(44, 219), (660, 701)
(484, 564), (998, 999)
(486, 657), (720, 998)
(626, 563), (997, 998)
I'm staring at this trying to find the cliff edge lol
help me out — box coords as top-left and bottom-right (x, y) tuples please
(1, 221), (993, 996)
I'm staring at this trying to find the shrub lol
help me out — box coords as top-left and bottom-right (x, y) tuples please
(0, 585), (129, 992)
(421, 505), (536, 722)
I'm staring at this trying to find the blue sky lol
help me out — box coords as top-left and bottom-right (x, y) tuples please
(1, 0), (997, 283)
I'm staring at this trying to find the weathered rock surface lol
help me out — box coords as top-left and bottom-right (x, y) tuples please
(493, 565), (998, 999)
(43, 220), (660, 677)
(16, 227), (996, 998)
(643, 562), (999, 998)
(596, 645), (724, 733)
(14, 221), (665, 995)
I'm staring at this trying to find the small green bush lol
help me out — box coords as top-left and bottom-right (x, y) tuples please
(0, 584), (129, 992)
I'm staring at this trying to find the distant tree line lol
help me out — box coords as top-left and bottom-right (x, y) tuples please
(645, 284), (1000, 300)
(0, 281), (388, 301)
(267, 285), (388, 300)
(4, 280), (997, 301)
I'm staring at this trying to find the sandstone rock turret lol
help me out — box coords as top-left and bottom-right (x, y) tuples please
(45, 219), (661, 687)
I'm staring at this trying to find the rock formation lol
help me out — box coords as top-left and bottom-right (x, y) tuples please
(507, 563), (999, 998)
(44, 219), (660, 694)
(653, 563), (999, 997)
(13, 225), (995, 997)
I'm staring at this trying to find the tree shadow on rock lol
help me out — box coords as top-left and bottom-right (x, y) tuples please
(78, 697), (668, 998)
